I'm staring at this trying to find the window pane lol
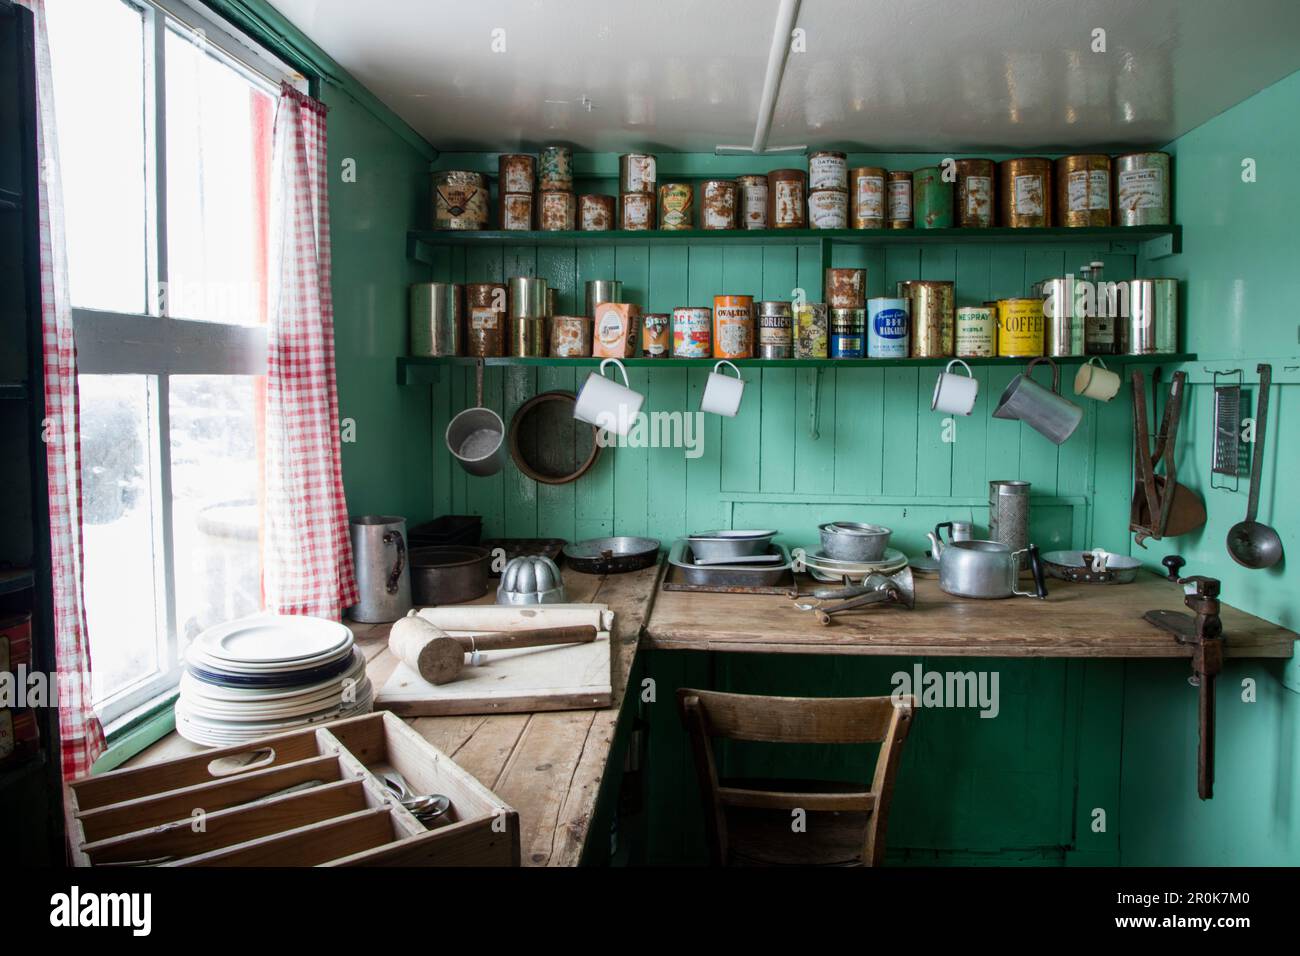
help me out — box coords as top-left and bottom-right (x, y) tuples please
(80, 375), (162, 703)
(164, 23), (274, 326)
(46, 0), (149, 314)
(169, 375), (264, 648)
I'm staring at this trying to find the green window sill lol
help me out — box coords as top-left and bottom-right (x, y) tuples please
(91, 691), (178, 774)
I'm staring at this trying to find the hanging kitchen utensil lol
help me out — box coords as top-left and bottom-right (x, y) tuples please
(509, 391), (602, 485)
(1211, 368), (1244, 491)
(446, 360), (506, 477)
(992, 357), (1083, 444)
(1226, 363), (1283, 569)
(1130, 369), (1205, 547)
(563, 536), (660, 574)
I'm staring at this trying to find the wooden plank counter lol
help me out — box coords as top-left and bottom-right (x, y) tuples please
(643, 567), (1296, 658)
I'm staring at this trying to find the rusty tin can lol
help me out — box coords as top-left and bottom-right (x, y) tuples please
(621, 192), (655, 230)
(1055, 155), (1111, 227)
(658, 182), (694, 230)
(887, 170), (912, 229)
(757, 301), (794, 359)
(642, 313), (671, 357)
(465, 282), (507, 357)
(1114, 152), (1171, 226)
(809, 150), (848, 192)
(672, 307), (712, 357)
(737, 174), (768, 229)
(829, 307), (866, 358)
(619, 153), (657, 195)
(498, 153), (536, 195)
(809, 189), (848, 229)
(700, 179), (739, 230)
(713, 295), (754, 359)
(549, 315), (592, 357)
(578, 194), (615, 231)
(825, 268), (866, 309)
(538, 190), (576, 231)
(794, 303), (829, 358)
(410, 282), (463, 356)
(538, 145), (573, 192)
(955, 158), (995, 228)
(897, 280), (954, 357)
(849, 167), (886, 228)
(998, 158), (1052, 227)
(996, 298), (1045, 357)
(955, 305), (996, 357)
(912, 166), (954, 229)
(499, 192), (533, 230)
(433, 170), (489, 230)
(768, 169), (807, 228)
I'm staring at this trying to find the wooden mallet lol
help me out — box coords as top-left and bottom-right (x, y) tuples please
(388, 612), (598, 685)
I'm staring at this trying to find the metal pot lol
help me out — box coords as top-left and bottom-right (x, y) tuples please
(993, 357), (1083, 445)
(819, 522), (892, 561)
(938, 540), (1047, 600)
(409, 545), (491, 606)
(348, 515), (412, 623)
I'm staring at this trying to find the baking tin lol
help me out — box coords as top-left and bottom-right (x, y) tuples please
(1055, 154), (1111, 227)
(808, 189), (848, 229)
(410, 282), (463, 356)
(658, 182), (694, 230)
(508, 276), (548, 319)
(1124, 278), (1178, 354)
(668, 539), (793, 589)
(549, 315), (592, 357)
(867, 297), (909, 358)
(1114, 152), (1171, 226)
(465, 282), (507, 357)
(825, 268), (866, 309)
(433, 170), (489, 230)
(685, 529), (778, 563)
(955, 158), (995, 228)
(538, 190), (576, 231)
(912, 166), (954, 229)
(998, 158), (1052, 227)
(768, 169), (807, 228)
(673, 307), (712, 357)
(830, 307), (866, 358)
(737, 174), (768, 229)
(849, 166), (886, 228)
(498, 153), (536, 195)
(620, 192), (655, 230)
(757, 301), (794, 359)
(996, 298), (1045, 357)
(794, 303), (828, 358)
(701, 179), (738, 230)
(897, 280), (954, 357)
(887, 170), (912, 228)
(619, 153), (657, 195)
(955, 306), (995, 357)
(713, 294), (754, 359)
(578, 194), (615, 231)
(585, 279), (623, 319)
(538, 145), (573, 192)
(642, 313), (671, 357)
(510, 317), (547, 357)
(1037, 278), (1086, 356)
(499, 192), (533, 230)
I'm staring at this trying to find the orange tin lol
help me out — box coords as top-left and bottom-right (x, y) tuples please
(712, 294), (754, 358)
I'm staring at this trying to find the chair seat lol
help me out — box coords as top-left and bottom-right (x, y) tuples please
(719, 777), (872, 867)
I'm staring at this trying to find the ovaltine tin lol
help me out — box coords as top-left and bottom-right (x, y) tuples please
(619, 153), (657, 195)
(549, 315), (592, 357)
(465, 282), (507, 357)
(897, 280), (954, 357)
(912, 166), (953, 229)
(701, 179), (738, 230)
(768, 169), (807, 228)
(998, 158), (1052, 227)
(510, 318), (547, 357)
(794, 303), (829, 358)
(585, 279), (623, 319)
(578, 194), (615, 231)
(996, 298), (1045, 357)
(498, 154), (536, 195)
(1114, 152), (1171, 226)
(673, 307), (712, 357)
(887, 171), (912, 229)
(500, 192), (533, 230)
(642, 313), (671, 357)
(867, 298), (909, 358)
(849, 167), (886, 228)
(1124, 278), (1178, 354)
(538, 190), (576, 231)
(809, 150), (848, 192)
(808, 189), (848, 229)
(757, 301), (794, 358)
(737, 175), (768, 229)
(1038, 278), (1085, 355)
(1056, 155), (1111, 227)
(825, 268), (866, 308)
(621, 192), (655, 230)
(410, 282), (463, 356)
(829, 308), (865, 358)
(433, 171), (489, 230)
(713, 295), (754, 359)
(658, 182), (694, 230)
(508, 276), (548, 319)
(538, 145), (573, 192)
(955, 306), (995, 357)
(955, 158), (995, 228)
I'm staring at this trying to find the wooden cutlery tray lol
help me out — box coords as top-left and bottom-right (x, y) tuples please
(66, 712), (520, 866)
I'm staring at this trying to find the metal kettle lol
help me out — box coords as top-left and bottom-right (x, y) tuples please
(938, 539), (1048, 600)
(926, 520), (973, 559)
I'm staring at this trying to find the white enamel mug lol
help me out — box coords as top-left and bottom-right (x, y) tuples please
(701, 360), (745, 416)
(931, 359), (979, 416)
(1074, 357), (1121, 402)
(574, 358), (643, 436)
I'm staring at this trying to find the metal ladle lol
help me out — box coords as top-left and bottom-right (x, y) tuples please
(1227, 364), (1283, 569)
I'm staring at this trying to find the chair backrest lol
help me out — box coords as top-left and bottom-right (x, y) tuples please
(677, 688), (915, 866)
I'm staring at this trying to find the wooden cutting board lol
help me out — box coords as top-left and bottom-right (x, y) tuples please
(375, 604), (613, 717)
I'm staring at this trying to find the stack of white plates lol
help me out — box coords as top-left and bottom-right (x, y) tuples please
(176, 614), (373, 747)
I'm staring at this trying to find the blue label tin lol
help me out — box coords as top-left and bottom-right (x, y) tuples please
(831, 335), (864, 358)
(868, 297), (910, 358)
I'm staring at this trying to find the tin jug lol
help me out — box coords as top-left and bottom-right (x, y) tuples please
(993, 357), (1083, 444)
(349, 515), (412, 623)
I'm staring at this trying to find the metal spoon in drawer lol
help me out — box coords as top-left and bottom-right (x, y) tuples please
(383, 771), (452, 825)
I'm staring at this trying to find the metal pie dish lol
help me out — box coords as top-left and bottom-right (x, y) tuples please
(684, 529), (778, 562)
(817, 523), (893, 562)
(563, 536), (661, 574)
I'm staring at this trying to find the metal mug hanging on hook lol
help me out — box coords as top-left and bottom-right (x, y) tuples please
(700, 360), (745, 416)
(993, 357), (1083, 444)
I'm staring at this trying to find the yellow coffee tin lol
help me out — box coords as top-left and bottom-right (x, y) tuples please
(996, 298), (1045, 357)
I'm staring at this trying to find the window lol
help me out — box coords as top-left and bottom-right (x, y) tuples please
(46, 0), (296, 725)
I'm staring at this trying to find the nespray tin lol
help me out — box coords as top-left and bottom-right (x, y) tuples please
(955, 306), (996, 357)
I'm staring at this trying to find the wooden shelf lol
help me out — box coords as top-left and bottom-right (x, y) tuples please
(0, 382), (29, 400)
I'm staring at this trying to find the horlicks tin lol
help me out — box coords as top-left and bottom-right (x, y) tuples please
(867, 297), (910, 358)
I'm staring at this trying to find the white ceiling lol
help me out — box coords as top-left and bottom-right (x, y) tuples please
(271, 0), (1300, 153)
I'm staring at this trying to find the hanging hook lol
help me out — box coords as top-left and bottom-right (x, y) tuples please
(808, 366), (823, 440)
(475, 358), (485, 407)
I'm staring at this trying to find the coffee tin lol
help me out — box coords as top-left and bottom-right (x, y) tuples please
(897, 280), (954, 357)
(1124, 278), (1178, 353)
(621, 192), (655, 230)
(757, 301), (794, 358)
(737, 174), (769, 229)
(465, 282), (507, 357)
(701, 179), (738, 230)
(867, 298), (910, 358)
(996, 298), (1045, 357)
(433, 171), (489, 230)
(912, 166), (953, 229)
(1114, 152), (1171, 226)
(538, 190), (575, 231)
(809, 150), (848, 192)
(499, 192), (533, 230)
(849, 167), (886, 228)
(887, 171), (912, 228)
(768, 169), (807, 228)
(825, 268), (866, 308)
(955, 306), (995, 357)
(658, 182), (694, 230)
(578, 194), (615, 231)
(549, 315), (592, 357)
(642, 313), (671, 357)
(538, 145), (573, 192)
(830, 307), (866, 358)
(1056, 154), (1111, 227)
(713, 294), (754, 359)
(619, 153), (657, 195)
(998, 158), (1052, 227)
(794, 303), (829, 358)
(808, 188), (848, 229)
(498, 154), (536, 195)
(955, 158), (995, 228)
(673, 307), (712, 357)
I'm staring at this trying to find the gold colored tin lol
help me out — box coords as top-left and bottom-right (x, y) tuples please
(996, 298), (1045, 357)
(510, 317), (547, 358)
(849, 166), (886, 228)
(578, 194), (615, 231)
(955, 158), (995, 228)
(998, 158), (1052, 227)
(887, 170), (912, 229)
(1055, 155), (1111, 227)
(896, 280), (954, 356)
(767, 169), (807, 228)
(658, 183), (694, 230)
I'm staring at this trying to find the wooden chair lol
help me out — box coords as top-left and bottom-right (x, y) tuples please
(677, 689), (915, 867)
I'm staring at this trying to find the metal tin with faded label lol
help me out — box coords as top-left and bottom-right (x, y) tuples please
(887, 171), (912, 229)
(672, 307), (712, 357)
(809, 150), (848, 192)
(498, 153), (536, 195)
(809, 189), (848, 229)
(1114, 152), (1170, 226)
(955, 158), (995, 228)
(1055, 155), (1111, 227)
(433, 170), (489, 230)
(549, 315), (592, 357)
(998, 158), (1052, 227)
(830, 307), (865, 358)
(996, 298), (1045, 357)
(578, 194), (615, 231)
(701, 179), (738, 230)
(768, 169), (807, 228)
(538, 190), (576, 231)
(849, 167), (886, 228)
(912, 166), (953, 229)
(538, 145), (573, 191)
(658, 182), (694, 230)
(825, 268), (866, 308)
(620, 192), (655, 230)
(955, 305), (995, 357)
(713, 294), (754, 359)
(794, 303), (828, 358)
(757, 301), (794, 358)
(897, 280), (954, 357)
(737, 174), (768, 229)
(466, 282), (507, 357)
(642, 313), (671, 357)
(619, 153), (657, 195)
(500, 192), (533, 230)
(867, 297), (909, 358)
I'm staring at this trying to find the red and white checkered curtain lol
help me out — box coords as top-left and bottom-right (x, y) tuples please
(20, 0), (106, 778)
(265, 83), (357, 619)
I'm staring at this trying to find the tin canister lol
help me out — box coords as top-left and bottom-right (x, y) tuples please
(794, 303), (829, 358)
(887, 171), (912, 228)
(998, 158), (1052, 227)
(465, 282), (507, 357)
(508, 276), (548, 319)
(955, 306), (995, 357)
(578, 194), (615, 231)
(538, 145), (573, 191)
(498, 154), (536, 195)
(808, 189), (848, 229)
(510, 317), (547, 357)
(410, 282), (463, 356)
(737, 174), (768, 229)
(1124, 278), (1178, 354)
(713, 295), (754, 359)
(829, 308), (866, 358)
(757, 301), (794, 358)
(701, 179), (738, 230)
(500, 192), (533, 230)
(538, 190), (576, 231)
(996, 298), (1045, 357)
(549, 315), (592, 357)
(867, 298), (910, 358)
(1037, 278), (1086, 356)
(433, 171), (489, 230)
(621, 192), (655, 230)
(546, 287), (556, 318)
(1056, 154), (1111, 227)
(809, 150), (848, 192)
(619, 153), (657, 195)
(849, 167), (886, 228)
(673, 307), (712, 357)
(768, 169), (807, 228)
(955, 158), (995, 228)
(912, 166), (954, 229)
(585, 279), (623, 319)
(1114, 152), (1171, 226)
(658, 182), (694, 230)
(642, 313), (671, 357)
(897, 280), (954, 357)
(825, 268), (866, 308)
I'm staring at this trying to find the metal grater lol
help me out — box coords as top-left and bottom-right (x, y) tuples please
(1211, 370), (1244, 489)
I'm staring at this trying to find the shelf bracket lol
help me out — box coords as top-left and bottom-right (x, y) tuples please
(1143, 232), (1179, 260)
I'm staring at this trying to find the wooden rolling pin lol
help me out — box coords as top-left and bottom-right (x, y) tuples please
(388, 613), (598, 685)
